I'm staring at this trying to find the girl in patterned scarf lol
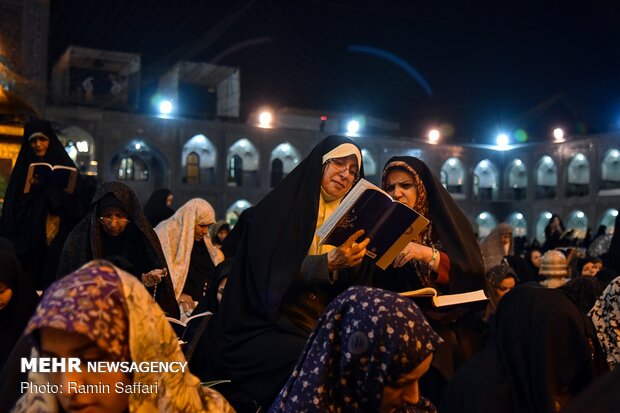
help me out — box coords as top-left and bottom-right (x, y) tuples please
(270, 286), (442, 413)
(11, 260), (234, 413)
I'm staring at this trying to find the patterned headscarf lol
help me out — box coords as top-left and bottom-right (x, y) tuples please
(155, 198), (224, 298)
(589, 276), (620, 370)
(26, 261), (130, 361)
(14, 260), (234, 413)
(382, 161), (430, 246)
(484, 264), (518, 311)
(271, 286), (442, 412)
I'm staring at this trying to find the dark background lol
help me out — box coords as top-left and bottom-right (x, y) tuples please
(48, 0), (620, 143)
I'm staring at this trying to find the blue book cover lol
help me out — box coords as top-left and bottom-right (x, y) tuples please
(317, 179), (429, 270)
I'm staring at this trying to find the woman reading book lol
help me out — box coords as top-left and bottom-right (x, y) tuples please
(374, 156), (485, 403)
(194, 135), (373, 411)
(0, 119), (93, 291)
(155, 198), (224, 315)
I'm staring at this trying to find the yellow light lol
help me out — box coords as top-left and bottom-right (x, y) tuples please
(0, 124), (24, 136)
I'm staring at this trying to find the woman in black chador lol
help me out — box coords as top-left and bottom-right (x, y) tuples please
(194, 135), (373, 410)
(0, 119), (92, 290)
(57, 181), (179, 319)
(143, 188), (175, 227)
(374, 156), (485, 403)
(0, 245), (39, 373)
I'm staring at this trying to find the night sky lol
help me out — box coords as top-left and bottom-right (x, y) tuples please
(48, 0), (620, 144)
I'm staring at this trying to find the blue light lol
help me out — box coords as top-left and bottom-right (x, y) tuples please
(159, 100), (173, 115)
(496, 133), (509, 147)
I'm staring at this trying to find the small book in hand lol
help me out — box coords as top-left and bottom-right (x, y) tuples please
(166, 311), (213, 341)
(23, 162), (78, 194)
(317, 178), (430, 270)
(400, 287), (488, 307)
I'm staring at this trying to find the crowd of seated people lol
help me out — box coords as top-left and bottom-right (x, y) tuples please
(1, 122), (619, 412)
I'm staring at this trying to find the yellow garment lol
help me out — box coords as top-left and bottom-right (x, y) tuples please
(11, 262), (235, 413)
(45, 213), (60, 246)
(307, 187), (341, 256)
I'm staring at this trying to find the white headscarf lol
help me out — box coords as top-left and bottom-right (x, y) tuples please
(308, 143), (362, 255)
(155, 198), (224, 298)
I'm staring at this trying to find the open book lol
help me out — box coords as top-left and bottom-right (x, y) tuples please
(400, 287), (488, 307)
(24, 162), (78, 194)
(166, 311), (213, 341)
(317, 178), (430, 270)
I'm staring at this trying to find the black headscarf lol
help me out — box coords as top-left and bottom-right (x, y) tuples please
(440, 284), (605, 413)
(379, 156), (485, 293)
(143, 188), (174, 227)
(57, 182), (179, 318)
(0, 246), (39, 372)
(605, 211), (620, 274)
(560, 276), (605, 315)
(218, 135), (364, 329)
(220, 206), (254, 259)
(0, 119), (84, 289)
(199, 136), (367, 408)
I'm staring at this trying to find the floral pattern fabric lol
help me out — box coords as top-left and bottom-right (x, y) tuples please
(155, 198), (224, 298)
(13, 260), (235, 413)
(589, 275), (620, 370)
(270, 286), (442, 412)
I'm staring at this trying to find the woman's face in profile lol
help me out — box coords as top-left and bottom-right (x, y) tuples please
(165, 194), (174, 208)
(39, 327), (131, 413)
(194, 222), (211, 241)
(380, 354), (433, 412)
(530, 250), (542, 268)
(383, 169), (418, 209)
(495, 276), (516, 301)
(321, 155), (358, 198)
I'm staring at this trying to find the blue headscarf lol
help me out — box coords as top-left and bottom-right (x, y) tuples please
(271, 286), (442, 412)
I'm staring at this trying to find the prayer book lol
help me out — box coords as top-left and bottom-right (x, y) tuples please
(23, 162), (78, 194)
(166, 311), (213, 340)
(400, 287), (488, 307)
(317, 178), (430, 270)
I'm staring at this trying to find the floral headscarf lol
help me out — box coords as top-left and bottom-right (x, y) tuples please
(382, 160), (430, 246)
(382, 160), (437, 287)
(484, 264), (518, 311)
(155, 198), (224, 298)
(270, 286), (442, 412)
(13, 260), (234, 413)
(25, 261), (130, 361)
(589, 276), (620, 370)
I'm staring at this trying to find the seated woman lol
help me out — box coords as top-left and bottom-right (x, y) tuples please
(11, 260), (233, 413)
(374, 156), (485, 402)
(458, 264), (519, 360)
(270, 286), (442, 413)
(0, 119), (93, 290)
(196, 135), (372, 410)
(480, 223), (513, 272)
(210, 220), (231, 249)
(376, 156), (484, 294)
(440, 284), (607, 413)
(589, 275), (620, 371)
(143, 188), (175, 227)
(0, 245), (39, 373)
(155, 198), (224, 315)
(57, 182), (178, 318)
